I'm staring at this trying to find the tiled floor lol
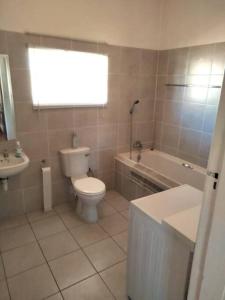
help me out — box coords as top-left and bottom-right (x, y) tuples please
(0, 191), (129, 300)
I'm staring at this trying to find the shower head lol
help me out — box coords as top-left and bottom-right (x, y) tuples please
(129, 100), (140, 114)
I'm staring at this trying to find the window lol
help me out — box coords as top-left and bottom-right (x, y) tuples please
(28, 47), (108, 108)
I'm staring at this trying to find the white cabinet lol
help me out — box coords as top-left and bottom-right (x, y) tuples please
(127, 185), (202, 300)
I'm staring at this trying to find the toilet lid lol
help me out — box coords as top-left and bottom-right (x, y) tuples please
(73, 177), (106, 195)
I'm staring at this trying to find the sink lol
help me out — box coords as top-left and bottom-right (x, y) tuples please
(0, 152), (30, 178)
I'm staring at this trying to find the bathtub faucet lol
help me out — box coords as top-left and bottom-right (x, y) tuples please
(133, 140), (143, 162)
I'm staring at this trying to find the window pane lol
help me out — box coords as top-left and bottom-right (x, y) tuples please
(28, 48), (108, 107)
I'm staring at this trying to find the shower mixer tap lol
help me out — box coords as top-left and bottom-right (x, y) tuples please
(133, 140), (143, 163)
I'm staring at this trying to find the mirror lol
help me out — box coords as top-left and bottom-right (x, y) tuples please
(0, 54), (16, 141)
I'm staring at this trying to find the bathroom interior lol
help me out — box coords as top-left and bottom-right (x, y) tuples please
(0, 0), (225, 299)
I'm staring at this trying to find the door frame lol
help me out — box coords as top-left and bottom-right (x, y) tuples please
(188, 76), (225, 299)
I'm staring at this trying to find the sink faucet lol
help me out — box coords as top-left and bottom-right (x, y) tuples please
(133, 141), (143, 163)
(2, 149), (9, 158)
(133, 140), (143, 150)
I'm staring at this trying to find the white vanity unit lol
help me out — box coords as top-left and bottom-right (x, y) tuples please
(127, 185), (202, 300)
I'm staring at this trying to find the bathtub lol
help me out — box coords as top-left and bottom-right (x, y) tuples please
(115, 150), (206, 193)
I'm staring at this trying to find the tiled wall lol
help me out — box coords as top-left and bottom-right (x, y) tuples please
(0, 30), (157, 217)
(0, 29), (224, 218)
(154, 43), (225, 167)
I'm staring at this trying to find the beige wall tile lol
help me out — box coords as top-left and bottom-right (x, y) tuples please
(77, 126), (98, 150)
(0, 190), (24, 218)
(161, 124), (180, 148)
(140, 49), (157, 76)
(15, 102), (47, 133)
(41, 35), (71, 49)
(75, 108), (98, 127)
(168, 48), (189, 75)
(0, 30), (8, 53)
(156, 44), (222, 164)
(157, 50), (169, 75)
(48, 129), (73, 158)
(18, 132), (48, 161)
(188, 45), (213, 75)
(7, 31), (29, 69)
(23, 185), (43, 212)
(11, 69), (32, 102)
(72, 40), (98, 52)
(1, 30), (222, 219)
(47, 109), (74, 130)
(212, 43), (225, 75)
(98, 124), (117, 149)
(52, 179), (72, 205)
(120, 47), (141, 76)
(179, 128), (201, 157)
(99, 44), (122, 75)
(163, 101), (183, 125)
(20, 160), (42, 188)
(181, 102), (205, 130)
(199, 133), (212, 159)
(98, 149), (116, 172)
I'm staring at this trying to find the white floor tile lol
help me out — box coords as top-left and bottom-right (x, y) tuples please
(0, 215), (28, 231)
(0, 256), (5, 280)
(100, 261), (127, 300)
(0, 280), (10, 300)
(70, 223), (108, 247)
(113, 231), (128, 253)
(2, 242), (45, 277)
(27, 210), (56, 223)
(98, 213), (128, 236)
(83, 238), (126, 272)
(59, 211), (85, 229)
(39, 231), (79, 261)
(8, 264), (58, 300)
(46, 292), (63, 300)
(31, 216), (66, 239)
(0, 225), (35, 252)
(62, 274), (114, 300)
(49, 250), (96, 289)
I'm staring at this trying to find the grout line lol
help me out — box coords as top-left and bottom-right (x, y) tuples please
(5, 262), (46, 280)
(54, 196), (126, 298)
(25, 214), (65, 300)
(0, 254), (12, 300)
(0, 191), (128, 299)
(54, 210), (116, 299)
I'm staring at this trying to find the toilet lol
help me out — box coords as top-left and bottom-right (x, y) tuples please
(60, 147), (106, 223)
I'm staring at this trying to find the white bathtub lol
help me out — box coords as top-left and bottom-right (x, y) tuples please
(116, 150), (206, 191)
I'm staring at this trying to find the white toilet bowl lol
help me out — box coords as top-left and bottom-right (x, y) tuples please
(71, 176), (106, 223)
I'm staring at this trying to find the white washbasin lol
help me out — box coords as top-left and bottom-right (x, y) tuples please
(0, 152), (30, 178)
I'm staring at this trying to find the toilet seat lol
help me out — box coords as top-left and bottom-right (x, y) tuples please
(72, 177), (106, 196)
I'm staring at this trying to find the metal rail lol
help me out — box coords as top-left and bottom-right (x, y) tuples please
(165, 83), (221, 89)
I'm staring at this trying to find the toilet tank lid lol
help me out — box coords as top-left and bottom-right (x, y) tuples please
(60, 147), (90, 155)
